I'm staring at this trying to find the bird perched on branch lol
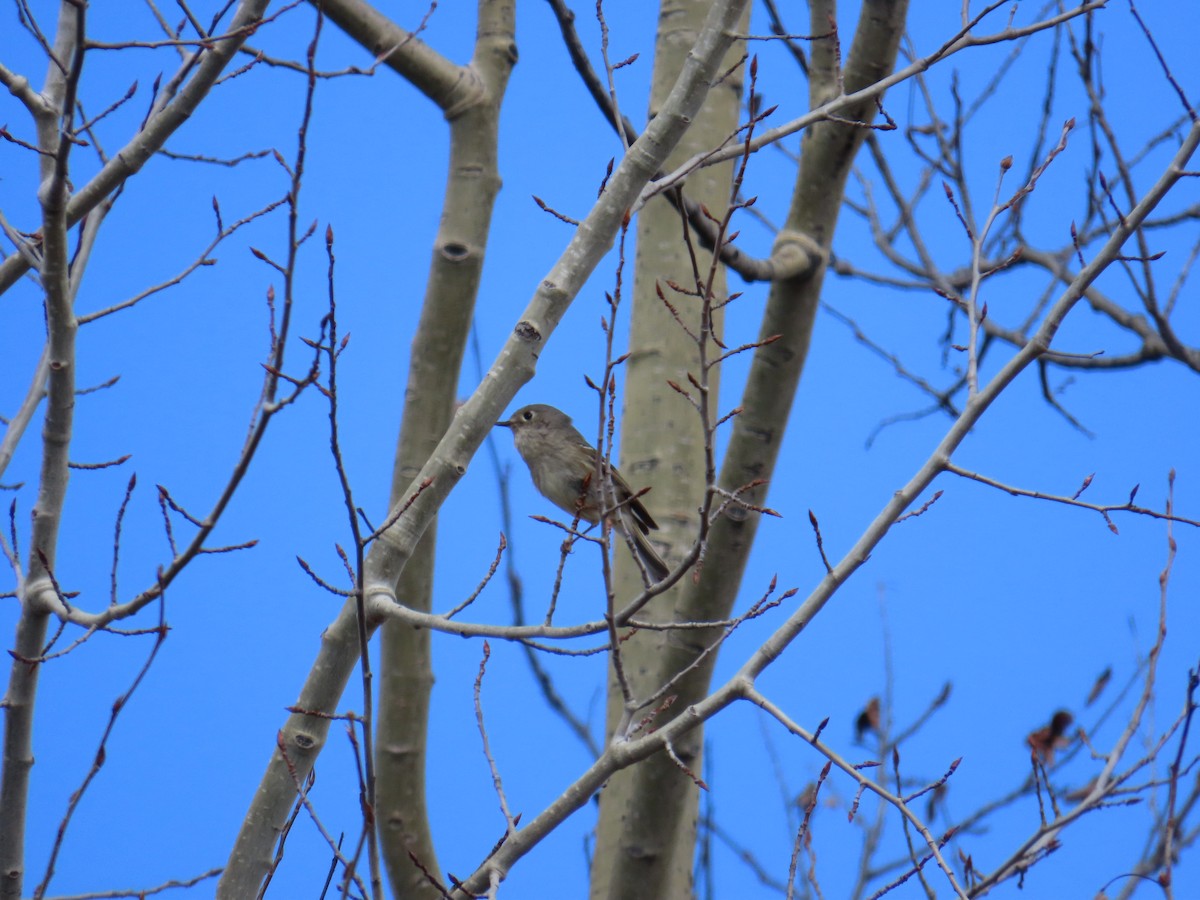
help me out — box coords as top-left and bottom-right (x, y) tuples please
(496, 403), (669, 584)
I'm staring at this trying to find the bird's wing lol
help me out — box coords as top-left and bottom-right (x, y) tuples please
(609, 466), (658, 534)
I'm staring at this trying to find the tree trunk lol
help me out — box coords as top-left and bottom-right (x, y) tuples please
(590, 2), (747, 898)
(592, 2), (910, 898)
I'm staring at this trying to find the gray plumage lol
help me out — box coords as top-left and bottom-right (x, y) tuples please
(496, 404), (669, 583)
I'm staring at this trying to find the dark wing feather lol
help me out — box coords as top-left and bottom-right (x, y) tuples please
(609, 466), (658, 534)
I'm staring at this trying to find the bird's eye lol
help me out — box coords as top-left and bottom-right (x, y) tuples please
(522, 410), (534, 421)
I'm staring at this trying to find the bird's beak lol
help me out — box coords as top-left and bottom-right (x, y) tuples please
(495, 418), (513, 429)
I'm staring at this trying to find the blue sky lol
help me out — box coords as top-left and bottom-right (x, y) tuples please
(2, 2), (1198, 897)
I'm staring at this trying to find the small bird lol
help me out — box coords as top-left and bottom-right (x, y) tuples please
(496, 403), (669, 583)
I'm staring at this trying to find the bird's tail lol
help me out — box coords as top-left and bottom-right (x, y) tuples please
(620, 516), (669, 584)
